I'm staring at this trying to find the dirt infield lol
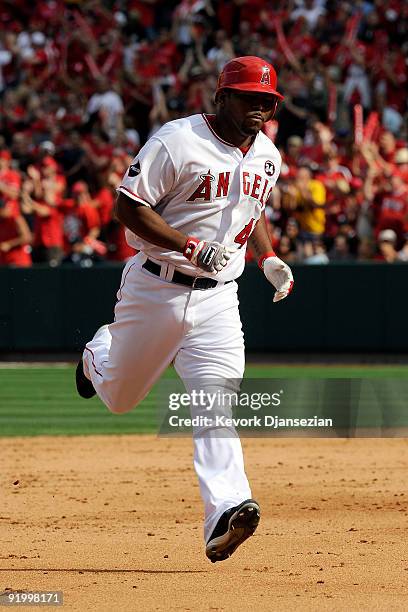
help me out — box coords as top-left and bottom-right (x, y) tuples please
(1, 436), (407, 611)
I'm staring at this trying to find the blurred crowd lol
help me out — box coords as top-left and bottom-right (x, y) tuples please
(0, 0), (407, 267)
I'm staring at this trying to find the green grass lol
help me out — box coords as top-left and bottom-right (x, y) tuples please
(0, 364), (407, 436)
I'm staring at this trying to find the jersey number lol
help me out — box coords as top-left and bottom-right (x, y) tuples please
(234, 218), (255, 248)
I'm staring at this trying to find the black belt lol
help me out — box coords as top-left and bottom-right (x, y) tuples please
(142, 258), (232, 290)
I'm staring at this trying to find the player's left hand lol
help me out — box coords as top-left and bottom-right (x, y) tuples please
(261, 255), (294, 302)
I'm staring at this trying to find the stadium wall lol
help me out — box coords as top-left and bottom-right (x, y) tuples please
(1, 264), (407, 353)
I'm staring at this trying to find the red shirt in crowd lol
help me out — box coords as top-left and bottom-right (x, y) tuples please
(62, 199), (100, 252)
(0, 200), (31, 266)
(106, 223), (136, 262)
(375, 184), (408, 238)
(32, 203), (64, 249)
(94, 187), (114, 227)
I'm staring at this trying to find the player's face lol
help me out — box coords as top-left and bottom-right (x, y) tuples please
(223, 90), (278, 136)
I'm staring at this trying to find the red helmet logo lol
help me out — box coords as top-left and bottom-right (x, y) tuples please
(260, 66), (270, 85)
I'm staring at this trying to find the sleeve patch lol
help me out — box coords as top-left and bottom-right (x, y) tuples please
(128, 161), (141, 177)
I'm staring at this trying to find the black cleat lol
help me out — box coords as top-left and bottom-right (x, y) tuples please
(75, 357), (96, 399)
(205, 499), (260, 563)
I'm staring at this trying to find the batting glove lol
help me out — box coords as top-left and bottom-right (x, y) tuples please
(259, 251), (294, 302)
(184, 237), (233, 273)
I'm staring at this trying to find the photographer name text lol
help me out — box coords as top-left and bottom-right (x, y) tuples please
(167, 415), (333, 429)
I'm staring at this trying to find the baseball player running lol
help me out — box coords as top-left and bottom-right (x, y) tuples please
(76, 56), (293, 563)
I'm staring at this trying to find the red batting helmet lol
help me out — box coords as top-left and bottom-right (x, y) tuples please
(216, 56), (284, 100)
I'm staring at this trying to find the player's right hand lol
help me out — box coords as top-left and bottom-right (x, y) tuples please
(183, 237), (233, 273)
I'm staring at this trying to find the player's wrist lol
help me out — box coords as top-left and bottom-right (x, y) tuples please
(183, 236), (202, 261)
(258, 251), (276, 270)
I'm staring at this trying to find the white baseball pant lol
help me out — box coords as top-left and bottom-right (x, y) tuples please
(83, 252), (252, 540)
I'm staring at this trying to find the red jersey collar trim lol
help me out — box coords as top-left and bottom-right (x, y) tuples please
(202, 114), (255, 153)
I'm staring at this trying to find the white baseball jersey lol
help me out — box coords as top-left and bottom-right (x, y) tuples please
(118, 113), (281, 281)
